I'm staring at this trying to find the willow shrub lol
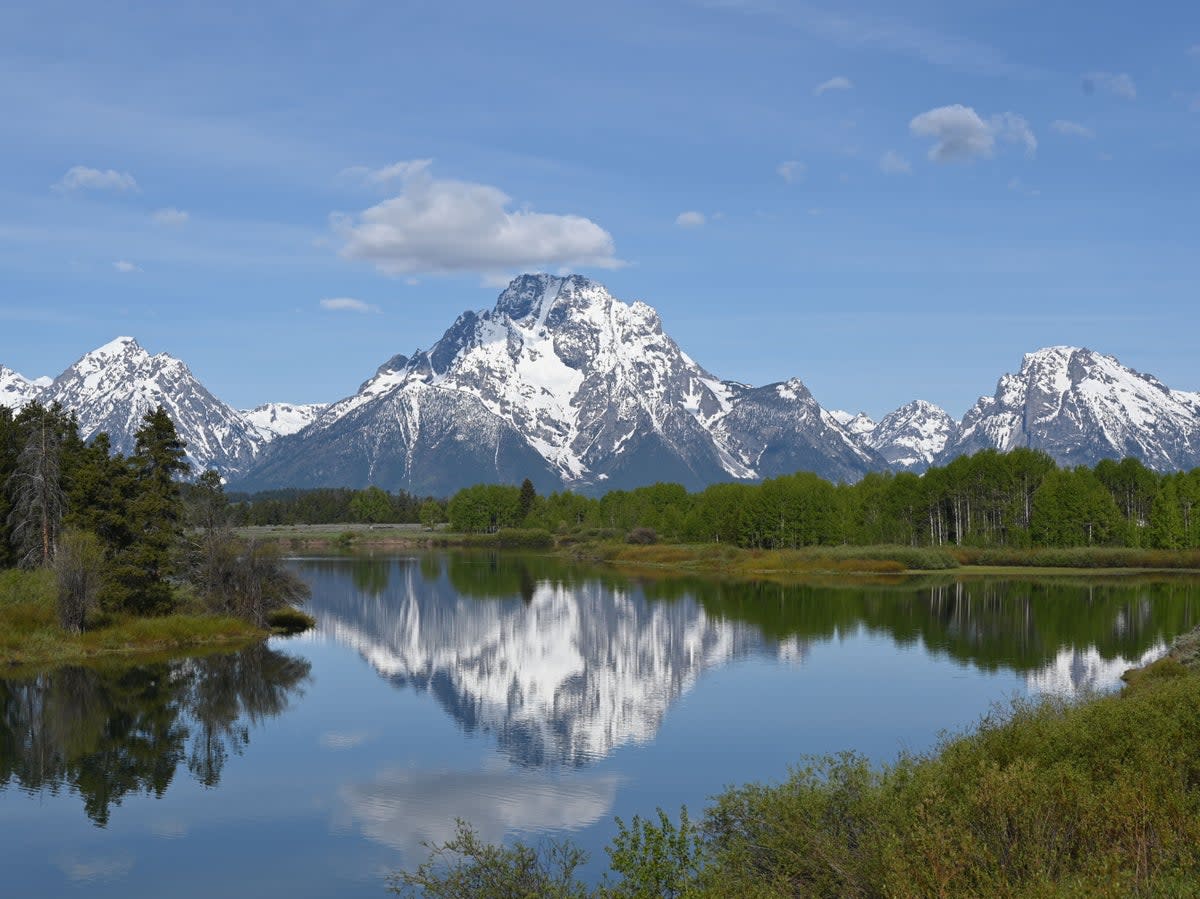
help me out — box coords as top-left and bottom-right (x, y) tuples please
(391, 664), (1200, 898)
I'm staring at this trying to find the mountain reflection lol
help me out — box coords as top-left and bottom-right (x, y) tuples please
(0, 645), (310, 826)
(299, 555), (1200, 767)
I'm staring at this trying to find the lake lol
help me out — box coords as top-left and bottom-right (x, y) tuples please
(2, 553), (1197, 896)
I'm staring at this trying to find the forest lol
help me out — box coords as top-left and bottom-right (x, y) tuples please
(442, 449), (1200, 551)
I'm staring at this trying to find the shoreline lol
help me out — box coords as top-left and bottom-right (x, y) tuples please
(237, 525), (1200, 580)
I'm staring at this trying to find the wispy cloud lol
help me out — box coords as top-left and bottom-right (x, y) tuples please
(777, 160), (805, 183)
(909, 105), (1035, 162)
(814, 75), (853, 95)
(1050, 120), (1095, 139)
(339, 159), (434, 187)
(151, 207), (189, 226)
(694, 0), (1039, 78)
(112, 260), (141, 273)
(675, 210), (707, 227)
(53, 166), (138, 193)
(334, 160), (621, 277)
(320, 297), (380, 313)
(1082, 71), (1136, 99)
(1008, 176), (1040, 197)
(879, 150), (912, 175)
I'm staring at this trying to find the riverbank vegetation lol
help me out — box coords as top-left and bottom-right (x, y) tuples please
(393, 631), (1200, 898)
(0, 402), (310, 667)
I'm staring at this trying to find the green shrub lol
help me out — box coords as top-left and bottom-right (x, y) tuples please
(267, 606), (316, 635)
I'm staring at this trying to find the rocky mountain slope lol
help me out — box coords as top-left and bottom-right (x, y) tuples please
(941, 346), (1200, 471)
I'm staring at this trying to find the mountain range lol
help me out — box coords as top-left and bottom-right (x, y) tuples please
(3, 274), (1198, 491)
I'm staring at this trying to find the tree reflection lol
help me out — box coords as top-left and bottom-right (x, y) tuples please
(0, 645), (310, 826)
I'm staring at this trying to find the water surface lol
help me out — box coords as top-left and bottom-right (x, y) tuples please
(2, 553), (1196, 896)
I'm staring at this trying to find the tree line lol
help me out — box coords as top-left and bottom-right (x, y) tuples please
(226, 485), (443, 527)
(444, 450), (1200, 550)
(1, 402), (305, 632)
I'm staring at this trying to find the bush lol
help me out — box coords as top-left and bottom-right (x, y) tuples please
(267, 606), (316, 635)
(493, 528), (555, 549)
(53, 529), (106, 634)
(627, 527), (659, 546)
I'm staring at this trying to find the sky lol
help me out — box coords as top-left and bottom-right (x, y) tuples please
(1, 0), (1198, 419)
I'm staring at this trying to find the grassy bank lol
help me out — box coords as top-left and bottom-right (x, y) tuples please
(396, 626), (1200, 898)
(0, 569), (268, 668)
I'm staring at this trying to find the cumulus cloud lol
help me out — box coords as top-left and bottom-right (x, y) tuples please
(1082, 72), (1137, 99)
(814, 75), (853, 95)
(879, 150), (912, 175)
(777, 160), (805, 183)
(334, 161), (621, 276)
(151, 207), (189, 226)
(675, 210), (706, 227)
(53, 166), (139, 193)
(320, 297), (380, 313)
(909, 104), (1036, 162)
(1050, 120), (1095, 139)
(112, 260), (140, 273)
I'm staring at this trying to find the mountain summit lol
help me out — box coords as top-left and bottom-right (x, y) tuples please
(941, 346), (1200, 470)
(242, 274), (879, 494)
(40, 337), (265, 475)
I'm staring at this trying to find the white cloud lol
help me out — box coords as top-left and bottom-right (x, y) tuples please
(777, 160), (805, 183)
(151, 207), (189, 226)
(320, 297), (380, 313)
(112, 260), (140, 273)
(1050, 120), (1095, 139)
(53, 166), (139, 193)
(879, 150), (912, 175)
(334, 161), (621, 276)
(814, 75), (853, 95)
(909, 104), (1036, 162)
(675, 210), (706, 227)
(1082, 72), (1137, 99)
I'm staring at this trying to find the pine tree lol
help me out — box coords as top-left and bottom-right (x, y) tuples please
(104, 407), (189, 614)
(517, 478), (537, 523)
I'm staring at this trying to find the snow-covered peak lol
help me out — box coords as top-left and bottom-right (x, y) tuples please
(865, 400), (958, 471)
(944, 346), (1200, 471)
(828, 409), (877, 437)
(1, 365), (48, 410)
(241, 402), (327, 441)
(42, 337), (265, 475)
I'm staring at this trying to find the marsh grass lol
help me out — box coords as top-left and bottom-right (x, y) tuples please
(0, 569), (264, 668)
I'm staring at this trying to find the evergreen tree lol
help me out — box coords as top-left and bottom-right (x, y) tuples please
(517, 478), (537, 523)
(104, 407), (189, 615)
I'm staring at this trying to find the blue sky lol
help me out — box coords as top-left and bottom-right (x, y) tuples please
(1, 0), (1198, 418)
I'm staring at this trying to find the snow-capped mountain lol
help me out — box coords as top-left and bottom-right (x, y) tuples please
(0, 365), (50, 411)
(241, 402), (327, 442)
(941, 346), (1200, 471)
(241, 274), (881, 494)
(40, 337), (265, 475)
(864, 400), (959, 472)
(829, 409), (877, 438)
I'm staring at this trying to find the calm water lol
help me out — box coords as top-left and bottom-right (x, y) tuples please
(2, 553), (1197, 897)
